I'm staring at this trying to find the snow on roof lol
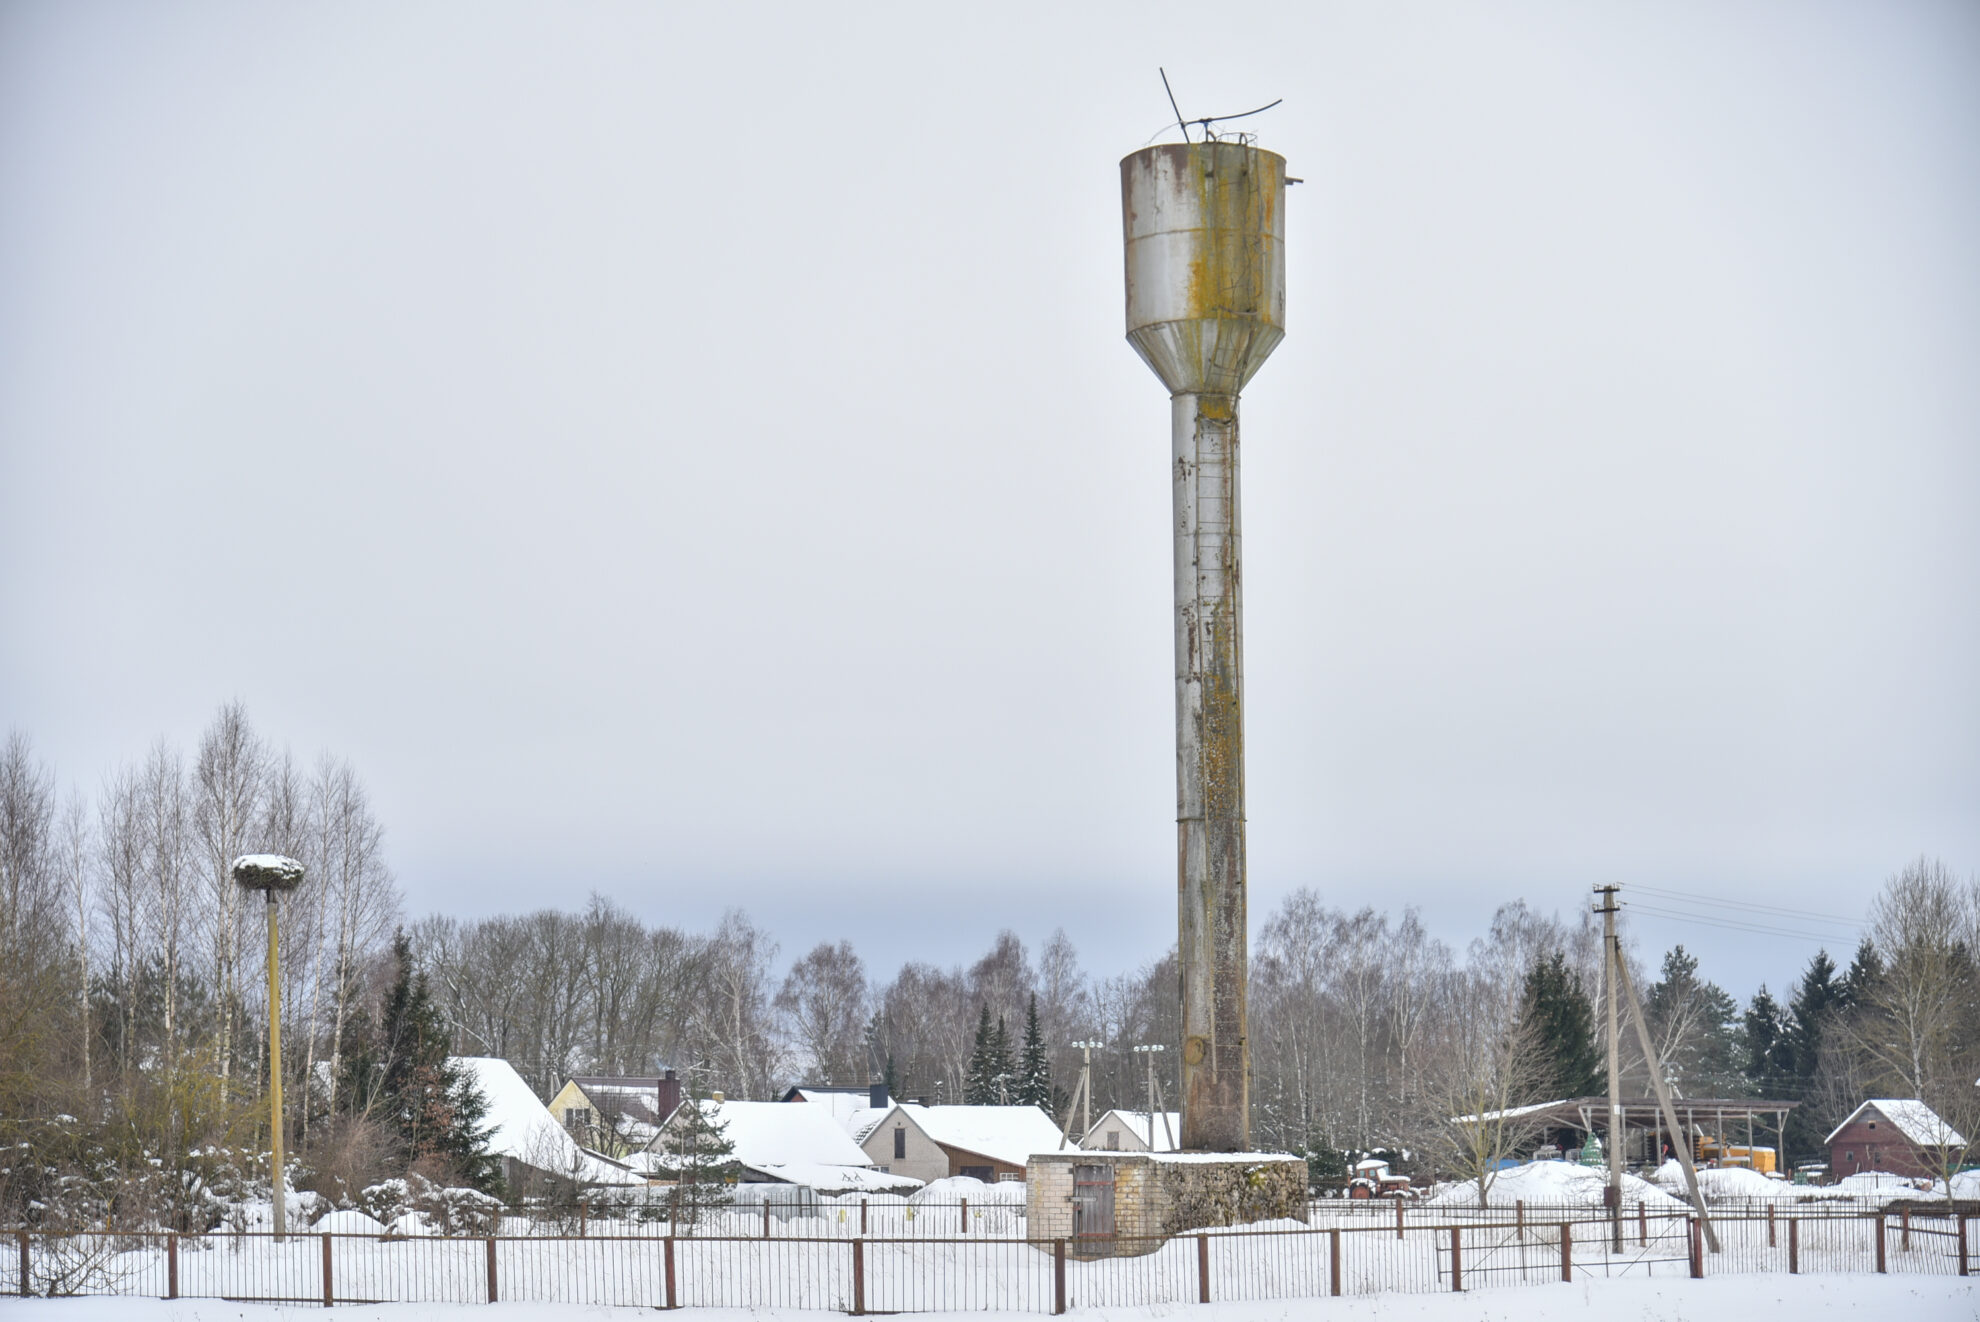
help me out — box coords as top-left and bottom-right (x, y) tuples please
(450, 1057), (644, 1186)
(1448, 1098), (1572, 1125)
(1086, 1109), (1182, 1151)
(851, 1104), (1065, 1167)
(663, 1100), (877, 1171)
(787, 1089), (877, 1134)
(1824, 1100), (1967, 1148)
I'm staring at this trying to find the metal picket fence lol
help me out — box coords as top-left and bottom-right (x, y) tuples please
(2, 1208), (1968, 1311)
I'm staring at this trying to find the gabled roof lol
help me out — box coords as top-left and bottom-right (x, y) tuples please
(848, 1103), (1063, 1168)
(1085, 1109), (1182, 1151)
(654, 1099), (876, 1169)
(1825, 1099), (1967, 1148)
(450, 1057), (644, 1186)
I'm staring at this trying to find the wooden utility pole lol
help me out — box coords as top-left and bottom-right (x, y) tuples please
(1595, 885), (1623, 1251)
(1612, 935), (1719, 1253)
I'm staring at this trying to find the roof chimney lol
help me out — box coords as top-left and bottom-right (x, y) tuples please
(656, 1069), (682, 1121)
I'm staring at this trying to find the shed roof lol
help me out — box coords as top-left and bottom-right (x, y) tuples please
(850, 1103), (1064, 1168)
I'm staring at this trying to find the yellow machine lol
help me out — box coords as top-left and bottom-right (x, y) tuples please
(1694, 1138), (1777, 1173)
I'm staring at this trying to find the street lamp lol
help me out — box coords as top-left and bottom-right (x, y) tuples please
(232, 853), (304, 1240)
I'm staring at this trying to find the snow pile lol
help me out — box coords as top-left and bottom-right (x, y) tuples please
(909, 1175), (1025, 1206)
(1650, 1161), (1790, 1201)
(1425, 1160), (1686, 1210)
(313, 1209), (389, 1236)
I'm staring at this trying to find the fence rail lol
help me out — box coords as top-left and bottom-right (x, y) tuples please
(3, 1210), (1968, 1312)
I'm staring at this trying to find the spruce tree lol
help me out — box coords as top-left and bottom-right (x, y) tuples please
(1015, 994), (1053, 1109)
(1517, 951), (1602, 1100)
(657, 1090), (738, 1229)
(339, 931), (497, 1191)
(1838, 939), (1884, 1011)
(990, 1014), (1013, 1103)
(1741, 986), (1790, 1091)
(964, 1004), (996, 1104)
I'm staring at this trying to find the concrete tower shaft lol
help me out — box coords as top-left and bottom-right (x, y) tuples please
(1121, 142), (1286, 1153)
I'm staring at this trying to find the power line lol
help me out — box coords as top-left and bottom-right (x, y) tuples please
(1628, 883), (1860, 926)
(1625, 903), (1859, 947)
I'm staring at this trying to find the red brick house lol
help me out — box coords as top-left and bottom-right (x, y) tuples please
(1825, 1100), (1965, 1179)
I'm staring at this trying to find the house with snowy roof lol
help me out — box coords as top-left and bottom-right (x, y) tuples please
(848, 1103), (1065, 1185)
(643, 1097), (920, 1195)
(450, 1056), (646, 1191)
(780, 1082), (890, 1133)
(1826, 1099), (1967, 1179)
(546, 1071), (683, 1157)
(1078, 1109), (1181, 1153)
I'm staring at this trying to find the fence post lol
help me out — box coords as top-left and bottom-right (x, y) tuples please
(1515, 1200), (1524, 1241)
(1395, 1198), (1404, 1241)
(321, 1233), (334, 1308)
(1901, 1205), (1910, 1252)
(1875, 1214), (1886, 1274)
(763, 1202), (770, 1239)
(1789, 1217), (1798, 1274)
(1638, 1203), (1647, 1247)
(16, 1229), (27, 1297)
(664, 1236), (677, 1310)
(1329, 1228), (1342, 1296)
(1959, 1216), (1968, 1277)
(1196, 1235), (1210, 1304)
(1053, 1239), (1066, 1315)
(167, 1233), (179, 1300)
(960, 1197), (968, 1235)
(861, 1199), (868, 1235)
(1560, 1222), (1572, 1282)
(1449, 1225), (1462, 1292)
(1688, 1217), (1702, 1279)
(485, 1236), (498, 1303)
(1767, 1204), (1776, 1249)
(851, 1239), (865, 1316)
(580, 1201), (588, 1239)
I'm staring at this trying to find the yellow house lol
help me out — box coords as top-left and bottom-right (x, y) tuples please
(545, 1071), (683, 1158)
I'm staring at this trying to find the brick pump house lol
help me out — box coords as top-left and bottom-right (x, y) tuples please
(1826, 1099), (1966, 1179)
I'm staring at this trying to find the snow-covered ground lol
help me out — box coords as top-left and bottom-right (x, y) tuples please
(0, 1273), (1971, 1322)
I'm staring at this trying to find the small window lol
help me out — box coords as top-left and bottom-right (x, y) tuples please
(894, 1127), (907, 1159)
(1106, 1130), (1120, 1150)
(565, 1106), (592, 1132)
(960, 1165), (994, 1182)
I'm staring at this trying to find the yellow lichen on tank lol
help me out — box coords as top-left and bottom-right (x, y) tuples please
(1181, 144), (1280, 324)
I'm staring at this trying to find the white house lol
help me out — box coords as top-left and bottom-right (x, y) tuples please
(645, 1098), (920, 1195)
(1078, 1109), (1181, 1153)
(450, 1056), (645, 1189)
(848, 1104), (1065, 1185)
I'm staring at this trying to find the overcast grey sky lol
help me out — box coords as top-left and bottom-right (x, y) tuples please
(3, 1), (1975, 1000)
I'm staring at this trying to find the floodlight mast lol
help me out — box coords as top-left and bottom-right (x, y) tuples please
(232, 855), (304, 1240)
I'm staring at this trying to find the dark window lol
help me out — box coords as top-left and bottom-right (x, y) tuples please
(894, 1127), (907, 1159)
(1106, 1130), (1120, 1150)
(960, 1165), (994, 1182)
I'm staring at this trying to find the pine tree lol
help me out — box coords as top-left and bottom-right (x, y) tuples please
(1838, 939), (1884, 1011)
(1644, 945), (1743, 1096)
(1517, 951), (1602, 1100)
(1015, 994), (1053, 1109)
(657, 1090), (739, 1229)
(339, 931), (497, 1191)
(1784, 950), (1840, 1082)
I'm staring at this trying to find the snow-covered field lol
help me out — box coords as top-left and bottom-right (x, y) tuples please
(0, 1273), (1972, 1322)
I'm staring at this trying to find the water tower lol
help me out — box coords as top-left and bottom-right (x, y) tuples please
(1122, 140), (1286, 1153)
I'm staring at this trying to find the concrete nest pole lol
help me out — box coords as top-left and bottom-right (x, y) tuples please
(233, 853), (305, 1239)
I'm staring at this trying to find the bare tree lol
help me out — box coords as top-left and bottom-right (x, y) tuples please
(776, 939), (869, 1082)
(1415, 967), (1554, 1204)
(193, 702), (265, 1090)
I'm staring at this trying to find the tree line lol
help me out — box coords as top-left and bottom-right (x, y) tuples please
(2, 705), (1975, 1228)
